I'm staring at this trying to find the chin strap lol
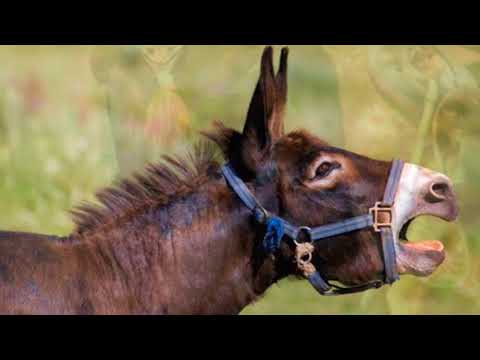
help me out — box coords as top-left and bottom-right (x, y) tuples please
(221, 160), (405, 296)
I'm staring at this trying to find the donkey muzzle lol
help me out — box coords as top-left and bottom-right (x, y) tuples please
(393, 163), (459, 277)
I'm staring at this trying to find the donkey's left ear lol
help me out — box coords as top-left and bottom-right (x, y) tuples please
(241, 46), (289, 173)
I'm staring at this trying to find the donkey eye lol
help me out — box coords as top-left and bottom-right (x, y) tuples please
(315, 161), (338, 178)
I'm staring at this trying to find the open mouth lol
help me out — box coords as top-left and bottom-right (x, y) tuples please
(393, 163), (459, 278)
(396, 216), (448, 277)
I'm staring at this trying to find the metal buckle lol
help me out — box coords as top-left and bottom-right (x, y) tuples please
(294, 226), (313, 246)
(369, 202), (393, 232)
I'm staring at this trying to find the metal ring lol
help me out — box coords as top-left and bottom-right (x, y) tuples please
(294, 226), (313, 246)
(297, 252), (313, 265)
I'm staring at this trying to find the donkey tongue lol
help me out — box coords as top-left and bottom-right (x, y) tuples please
(397, 240), (446, 277)
(402, 240), (445, 252)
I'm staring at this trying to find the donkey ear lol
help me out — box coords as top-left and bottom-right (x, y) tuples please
(241, 46), (289, 172)
(274, 47), (289, 137)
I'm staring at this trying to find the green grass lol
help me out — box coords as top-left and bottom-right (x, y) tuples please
(0, 45), (479, 314)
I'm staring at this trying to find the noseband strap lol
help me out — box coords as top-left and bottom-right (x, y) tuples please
(221, 160), (405, 296)
(379, 159), (404, 284)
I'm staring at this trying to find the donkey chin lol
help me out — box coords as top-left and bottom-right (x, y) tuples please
(393, 163), (459, 278)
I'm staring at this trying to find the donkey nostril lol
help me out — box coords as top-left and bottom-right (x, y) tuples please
(429, 182), (450, 201)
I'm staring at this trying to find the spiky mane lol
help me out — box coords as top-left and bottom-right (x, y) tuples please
(70, 141), (221, 238)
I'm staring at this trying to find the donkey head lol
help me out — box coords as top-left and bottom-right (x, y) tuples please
(207, 47), (459, 288)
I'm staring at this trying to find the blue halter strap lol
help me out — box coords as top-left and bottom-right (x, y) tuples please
(221, 160), (405, 296)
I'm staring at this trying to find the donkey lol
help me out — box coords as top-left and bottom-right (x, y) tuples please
(0, 47), (458, 315)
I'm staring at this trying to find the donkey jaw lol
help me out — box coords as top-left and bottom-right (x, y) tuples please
(392, 163), (459, 277)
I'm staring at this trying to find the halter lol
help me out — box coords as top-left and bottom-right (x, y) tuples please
(221, 160), (405, 296)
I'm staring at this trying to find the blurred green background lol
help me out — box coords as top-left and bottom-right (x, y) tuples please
(0, 45), (479, 314)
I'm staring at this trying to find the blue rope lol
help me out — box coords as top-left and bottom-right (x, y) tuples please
(262, 217), (285, 253)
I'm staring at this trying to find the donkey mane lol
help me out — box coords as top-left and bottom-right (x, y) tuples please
(70, 141), (221, 238)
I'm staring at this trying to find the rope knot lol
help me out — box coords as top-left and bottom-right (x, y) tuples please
(295, 242), (316, 277)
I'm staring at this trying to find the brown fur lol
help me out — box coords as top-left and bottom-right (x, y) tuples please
(0, 47), (395, 314)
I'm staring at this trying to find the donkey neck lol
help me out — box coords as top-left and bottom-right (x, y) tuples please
(74, 168), (289, 315)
